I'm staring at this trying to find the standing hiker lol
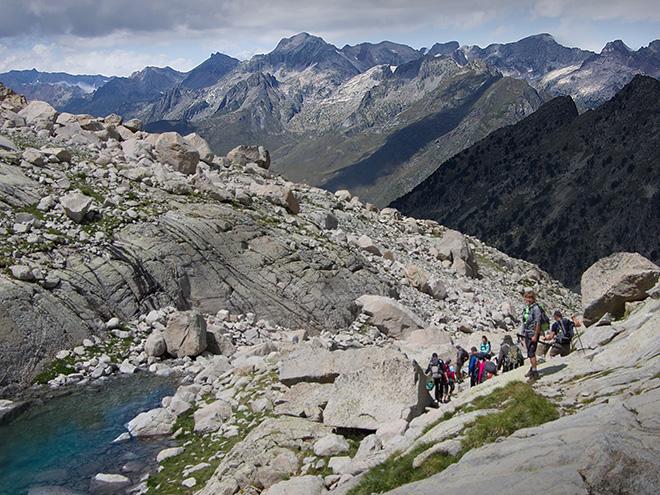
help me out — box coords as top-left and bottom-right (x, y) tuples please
(480, 335), (492, 357)
(544, 311), (581, 358)
(425, 353), (448, 404)
(446, 358), (456, 402)
(521, 291), (546, 382)
(497, 334), (523, 372)
(468, 347), (480, 387)
(455, 344), (469, 382)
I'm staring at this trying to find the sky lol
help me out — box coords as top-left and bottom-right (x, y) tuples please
(0, 0), (658, 77)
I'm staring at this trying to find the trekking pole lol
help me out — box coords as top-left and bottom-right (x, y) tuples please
(571, 314), (587, 354)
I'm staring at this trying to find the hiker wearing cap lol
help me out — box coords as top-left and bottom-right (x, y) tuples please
(455, 344), (469, 382)
(521, 291), (544, 382)
(425, 353), (448, 404)
(544, 311), (581, 358)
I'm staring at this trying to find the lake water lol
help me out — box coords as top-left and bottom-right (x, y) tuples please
(0, 373), (180, 495)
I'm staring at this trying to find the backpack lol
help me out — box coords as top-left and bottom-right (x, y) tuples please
(524, 303), (550, 334)
(503, 345), (521, 372)
(556, 318), (574, 344)
(430, 360), (445, 379)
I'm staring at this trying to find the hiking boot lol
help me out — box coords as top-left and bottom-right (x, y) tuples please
(524, 368), (533, 377)
(527, 371), (540, 383)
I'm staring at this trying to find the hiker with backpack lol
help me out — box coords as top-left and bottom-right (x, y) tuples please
(425, 352), (448, 404)
(455, 344), (469, 382)
(468, 347), (481, 387)
(521, 290), (548, 382)
(543, 311), (581, 358)
(479, 354), (497, 383)
(497, 334), (524, 372)
(446, 358), (456, 401)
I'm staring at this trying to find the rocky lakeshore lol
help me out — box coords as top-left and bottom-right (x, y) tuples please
(2, 82), (660, 495)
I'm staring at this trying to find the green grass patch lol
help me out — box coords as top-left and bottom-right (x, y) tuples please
(461, 382), (559, 451)
(32, 354), (78, 384)
(348, 381), (559, 495)
(347, 442), (462, 495)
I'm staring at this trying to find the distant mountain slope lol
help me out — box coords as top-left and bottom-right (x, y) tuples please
(391, 75), (660, 288)
(62, 66), (186, 117)
(0, 69), (110, 107)
(277, 58), (546, 206)
(181, 52), (240, 90)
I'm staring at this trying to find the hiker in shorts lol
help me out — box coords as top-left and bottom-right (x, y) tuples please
(425, 352), (448, 404)
(521, 291), (543, 382)
(455, 344), (469, 382)
(544, 311), (581, 358)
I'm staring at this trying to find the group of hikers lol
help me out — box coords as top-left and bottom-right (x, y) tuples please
(426, 291), (580, 404)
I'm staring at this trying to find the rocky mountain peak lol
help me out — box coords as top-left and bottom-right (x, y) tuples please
(601, 39), (633, 55)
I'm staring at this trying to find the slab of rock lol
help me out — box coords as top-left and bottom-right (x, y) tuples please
(89, 473), (130, 494)
(126, 407), (177, 437)
(581, 252), (660, 326)
(262, 475), (328, 495)
(145, 331), (166, 357)
(403, 264), (429, 294)
(18, 100), (58, 124)
(194, 399), (232, 433)
(314, 433), (351, 456)
(196, 417), (331, 495)
(157, 446), (185, 463)
(154, 132), (200, 175)
(60, 190), (93, 223)
(355, 295), (426, 339)
(163, 310), (207, 358)
(254, 184), (300, 214)
(185, 132), (215, 164)
(432, 229), (478, 278)
(578, 432), (660, 494)
(322, 351), (432, 430)
(227, 145), (270, 169)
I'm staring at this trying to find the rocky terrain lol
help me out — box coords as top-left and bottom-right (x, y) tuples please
(2, 84), (660, 495)
(0, 81), (577, 397)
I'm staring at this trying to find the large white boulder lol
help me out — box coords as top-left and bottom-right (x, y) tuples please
(163, 311), (207, 358)
(18, 100), (58, 124)
(355, 295), (426, 339)
(154, 131), (200, 175)
(227, 145), (270, 169)
(581, 252), (660, 326)
(126, 407), (177, 437)
(322, 348), (432, 430)
(60, 190), (93, 224)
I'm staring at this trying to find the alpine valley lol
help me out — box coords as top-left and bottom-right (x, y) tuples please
(2, 31), (660, 495)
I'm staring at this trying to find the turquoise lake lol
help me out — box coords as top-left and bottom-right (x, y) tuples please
(0, 373), (180, 495)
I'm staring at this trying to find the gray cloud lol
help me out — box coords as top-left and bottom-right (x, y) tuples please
(6, 0), (656, 41)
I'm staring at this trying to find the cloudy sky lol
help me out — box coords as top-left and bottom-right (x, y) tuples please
(1, 0), (658, 77)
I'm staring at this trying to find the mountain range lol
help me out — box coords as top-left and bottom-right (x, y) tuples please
(391, 74), (660, 288)
(2, 33), (659, 210)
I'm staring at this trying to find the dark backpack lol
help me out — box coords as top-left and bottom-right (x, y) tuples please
(556, 318), (574, 344)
